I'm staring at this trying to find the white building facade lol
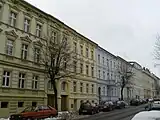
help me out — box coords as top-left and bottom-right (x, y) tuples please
(96, 47), (119, 102)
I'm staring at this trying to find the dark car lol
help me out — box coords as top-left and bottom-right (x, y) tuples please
(79, 102), (97, 115)
(10, 105), (57, 120)
(102, 101), (115, 111)
(115, 101), (126, 109)
(130, 99), (140, 106)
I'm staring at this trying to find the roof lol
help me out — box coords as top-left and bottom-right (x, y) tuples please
(21, 0), (98, 46)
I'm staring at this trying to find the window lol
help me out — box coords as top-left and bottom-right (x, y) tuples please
(73, 82), (77, 92)
(103, 71), (105, 80)
(73, 42), (77, 53)
(32, 75), (38, 89)
(111, 88), (113, 96)
(80, 45), (83, 55)
(73, 61), (77, 73)
(86, 84), (89, 93)
(91, 50), (94, 59)
(34, 48), (40, 63)
(98, 54), (100, 64)
(21, 44), (28, 60)
(80, 63), (83, 74)
(86, 48), (89, 57)
(86, 65), (89, 75)
(107, 73), (109, 79)
(91, 67), (94, 77)
(103, 87), (105, 95)
(114, 62), (116, 68)
(6, 39), (13, 56)
(110, 61), (112, 68)
(24, 18), (30, 32)
(36, 24), (41, 37)
(98, 70), (100, 78)
(9, 11), (17, 27)
(2, 71), (10, 87)
(80, 83), (83, 93)
(53, 31), (57, 43)
(103, 57), (104, 64)
(111, 74), (113, 80)
(18, 102), (24, 108)
(32, 102), (37, 107)
(61, 82), (66, 91)
(1, 102), (8, 108)
(18, 73), (25, 88)
(91, 84), (94, 93)
(107, 59), (109, 66)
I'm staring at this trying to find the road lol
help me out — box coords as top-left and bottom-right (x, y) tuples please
(77, 105), (146, 120)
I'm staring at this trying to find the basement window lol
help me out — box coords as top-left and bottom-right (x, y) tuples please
(18, 102), (24, 108)
(1, 102), (8, 108)
(32, 102), (37, 107)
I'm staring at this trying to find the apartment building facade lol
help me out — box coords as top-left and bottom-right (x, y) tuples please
(0, 0), (98, 117)
(96, 47), (119, 101)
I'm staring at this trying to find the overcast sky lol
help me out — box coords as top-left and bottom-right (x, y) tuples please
(26, 0), (160, 76)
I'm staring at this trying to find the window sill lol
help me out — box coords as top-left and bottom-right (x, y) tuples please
(5, 55), (14, 60)
(2, 86), (10, 88)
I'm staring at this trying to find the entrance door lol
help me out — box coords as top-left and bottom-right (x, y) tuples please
(61, 95), (68, 111)
(74, 99), (77, 111)
(47, 94), (55, 107)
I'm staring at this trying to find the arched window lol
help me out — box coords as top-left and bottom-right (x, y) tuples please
(61, 82), (66, 91)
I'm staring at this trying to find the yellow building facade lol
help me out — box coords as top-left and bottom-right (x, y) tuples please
(0, 0), (98, 117)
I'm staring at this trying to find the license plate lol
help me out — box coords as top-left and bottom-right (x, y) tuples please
(83, 110), (87, 112)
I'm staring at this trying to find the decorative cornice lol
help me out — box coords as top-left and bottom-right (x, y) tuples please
(20, 35), (32, 43)
(5, 30), (18, 40)
(33, 40), (43, 47)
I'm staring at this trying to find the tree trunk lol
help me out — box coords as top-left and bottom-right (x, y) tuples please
(54, 87), (58, 110)
(52, 80), (58, 110)
(121, 87), (124, 100)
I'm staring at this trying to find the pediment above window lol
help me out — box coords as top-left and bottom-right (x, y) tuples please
(20, 35), (32, 43)
(5, 30), (18, 40)
(33, 40), (43, 47)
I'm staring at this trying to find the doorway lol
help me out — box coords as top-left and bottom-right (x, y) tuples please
(74, 99), (77, 111)
(61, 95), (68, 111)
(47, 94), (55, 107)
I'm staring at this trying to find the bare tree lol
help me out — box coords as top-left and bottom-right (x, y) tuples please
(36, 31), (77, 110)
(117, 64), (134, 100)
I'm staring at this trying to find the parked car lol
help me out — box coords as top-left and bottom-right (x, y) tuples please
(98, 101), (105, 112)
(102, 101), (114, 111)
(10, 105), (57, 120)
(115, 101), (126, 109)
(145, 101), (160, 111)
(79, 101), (97, 115)
(130, 99), (140, 106)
